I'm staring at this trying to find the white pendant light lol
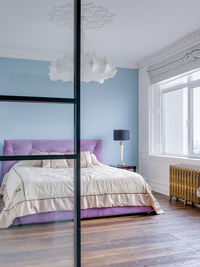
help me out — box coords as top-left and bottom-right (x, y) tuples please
(48, 2), (117, 83)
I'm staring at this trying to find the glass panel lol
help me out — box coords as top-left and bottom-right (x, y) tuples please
(0, 110), (75, 265)
(151, 112), (162, 154)
(163, 88), (188, 155)
(0, 159), (74, 266)
(160, 75), (188, 90)
(0, 102), (74, 147)
(193, 87), (200, 154)
(0, 104), (74, 266)
(190, 69), (200, 81)
(0, 0), (76, 266)
(0, 0), (74, 98)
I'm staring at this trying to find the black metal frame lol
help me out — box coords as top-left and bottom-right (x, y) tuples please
(0, 0), (81, 266)
(74, 0), (81, 266)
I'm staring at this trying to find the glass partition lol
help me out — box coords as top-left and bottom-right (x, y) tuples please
(0, 0), (74, 98)
(0, 0), (80, 266)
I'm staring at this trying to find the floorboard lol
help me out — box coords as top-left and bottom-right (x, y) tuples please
(0, 193), (200, 266)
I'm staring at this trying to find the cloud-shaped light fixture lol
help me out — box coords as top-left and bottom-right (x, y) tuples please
(49, 52), (117, 84)
(48, 2), (117, 84)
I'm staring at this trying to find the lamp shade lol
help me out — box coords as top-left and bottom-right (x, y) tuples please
(113, 130), (130, 141)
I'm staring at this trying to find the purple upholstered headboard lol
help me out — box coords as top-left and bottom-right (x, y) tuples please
(1, 139), (102, 184)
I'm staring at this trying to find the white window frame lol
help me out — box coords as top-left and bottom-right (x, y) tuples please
(150, 69), (200, 159)
(190, 83), (200, 158)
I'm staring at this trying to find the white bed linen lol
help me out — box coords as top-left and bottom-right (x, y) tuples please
(0, 162), (163, 228)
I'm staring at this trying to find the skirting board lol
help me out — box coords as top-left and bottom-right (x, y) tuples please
(144, 177), (169, 196)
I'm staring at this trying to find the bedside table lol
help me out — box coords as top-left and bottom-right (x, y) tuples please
(110, 165), (137, 172)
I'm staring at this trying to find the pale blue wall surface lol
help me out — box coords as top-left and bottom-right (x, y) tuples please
(0, 57), (138, 167)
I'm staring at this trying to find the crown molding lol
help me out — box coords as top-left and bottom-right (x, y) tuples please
(0, 46), (137, 69)
(114, 61), (138, 69)
(138, 28), (200, 68)
(0, 46), (59, 62)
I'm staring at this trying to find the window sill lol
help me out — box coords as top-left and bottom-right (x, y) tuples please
(148, 154), (200, 165)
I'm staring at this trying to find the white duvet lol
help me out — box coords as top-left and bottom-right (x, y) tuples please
(0, 162), (163, 228)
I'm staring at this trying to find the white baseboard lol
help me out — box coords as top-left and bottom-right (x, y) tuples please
(145, 177), (169, 196)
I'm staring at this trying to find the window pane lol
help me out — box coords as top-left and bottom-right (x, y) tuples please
(193, 87), (200, 153)
(191, 69), (200, 81)
(160, 76), (187, 90)
(163, 88), (188, 155)
(151, 112), (162, 154)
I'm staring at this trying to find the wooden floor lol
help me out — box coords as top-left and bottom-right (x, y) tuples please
(0, 193), (200, 266)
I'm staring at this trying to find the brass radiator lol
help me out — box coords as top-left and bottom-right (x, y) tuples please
(169, 165), (200, 205)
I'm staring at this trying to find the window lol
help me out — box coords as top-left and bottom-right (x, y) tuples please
(193, 87), (200, 154)
(150, 68), (200, 158)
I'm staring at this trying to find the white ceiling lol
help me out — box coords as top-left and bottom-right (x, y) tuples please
(0, 0), (200, 68)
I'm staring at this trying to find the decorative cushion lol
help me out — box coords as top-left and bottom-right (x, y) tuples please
(91, 153), (101, 165)
(66, 151), (93, 168)
(32, 152), (48, 167)
(42, 153), (69, 169)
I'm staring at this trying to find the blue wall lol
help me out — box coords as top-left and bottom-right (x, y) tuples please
(0, 57), (138, 167)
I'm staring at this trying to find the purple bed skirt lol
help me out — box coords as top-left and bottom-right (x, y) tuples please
(13, 206), (153, 225)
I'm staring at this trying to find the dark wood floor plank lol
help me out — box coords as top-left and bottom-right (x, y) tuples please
(139, 251), (200, 266)
(0, 192), (200, 266)
(148, 258), (200, 267)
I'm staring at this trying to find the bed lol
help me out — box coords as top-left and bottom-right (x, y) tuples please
(0, 139), (163, 228)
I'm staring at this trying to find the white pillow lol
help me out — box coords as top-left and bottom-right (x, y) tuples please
(42, 152), (69, 168)
(32, 152), (48, 167)
(91, 153), (101, 166)
(65, 151), (93, 168)
(81, 151), (93, 168)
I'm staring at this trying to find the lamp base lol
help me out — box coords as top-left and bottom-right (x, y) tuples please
(117, 163), (126, 167)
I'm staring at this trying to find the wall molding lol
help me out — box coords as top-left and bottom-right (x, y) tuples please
(138, 28), (200, 68)
(149, 154), (200, 165)
(0, 46), (58, 62)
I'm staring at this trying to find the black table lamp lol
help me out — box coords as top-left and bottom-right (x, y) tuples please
(113, 129), (130, 166)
